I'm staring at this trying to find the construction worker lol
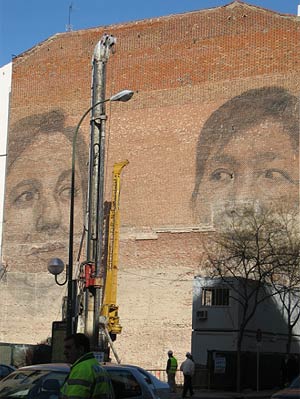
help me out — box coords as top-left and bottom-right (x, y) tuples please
(61, 333), (113, 399)
(180, 352), (195, 398)
(166, 349), (178, 393)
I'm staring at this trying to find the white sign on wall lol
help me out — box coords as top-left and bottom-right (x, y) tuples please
(214, 355), (226, 374)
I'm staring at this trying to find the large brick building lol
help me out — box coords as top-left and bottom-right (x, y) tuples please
(0, 1), (299, 368)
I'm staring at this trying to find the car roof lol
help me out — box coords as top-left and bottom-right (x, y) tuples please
(18, 363), (70, 372)
(17, 363), (142, 371)
(15, 362), (167, 386)
(103, 363), (138, 368)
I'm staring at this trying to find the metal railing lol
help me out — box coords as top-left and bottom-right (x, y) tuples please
(147, 369), (183, 385)
(147, 368), (209, 388)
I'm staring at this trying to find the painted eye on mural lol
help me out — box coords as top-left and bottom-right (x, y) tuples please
(13, 189), (39, 207)
(210, 168), (234, 183)
(58, 185), (80, 201)
(261, 169), (295, 184)
(10, 180), (41, 208)
(56, 170), (81, 202)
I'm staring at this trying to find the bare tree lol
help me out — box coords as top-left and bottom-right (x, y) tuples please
(203, 205), (300, 392)
(268, 209), (300, 355)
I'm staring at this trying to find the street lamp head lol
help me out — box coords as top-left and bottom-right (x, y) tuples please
(48, 258), (65, 276)
(109, 90), (134, 102)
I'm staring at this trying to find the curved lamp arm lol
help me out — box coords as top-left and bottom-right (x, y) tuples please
(54, 267), (69, 286)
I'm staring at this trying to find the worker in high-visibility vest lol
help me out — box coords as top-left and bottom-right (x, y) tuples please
(166, 350), (178, 393)
(61, 333), (114, 399)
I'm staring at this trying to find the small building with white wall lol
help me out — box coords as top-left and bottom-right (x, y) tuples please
(192, 276), (300, 389)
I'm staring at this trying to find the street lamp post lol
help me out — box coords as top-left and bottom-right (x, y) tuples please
(48, 89), (134, 338)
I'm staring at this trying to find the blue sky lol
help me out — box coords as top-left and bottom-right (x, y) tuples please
(0, 0), (298, 67)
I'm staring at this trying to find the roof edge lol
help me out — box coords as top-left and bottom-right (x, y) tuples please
(13, 1), (298, 64)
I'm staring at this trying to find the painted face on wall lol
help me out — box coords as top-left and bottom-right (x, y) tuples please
(7, 133), (82, 243)
(5, 133), (83, 247)
(191, 87), (299, 225)
(3, 110), (87, 270)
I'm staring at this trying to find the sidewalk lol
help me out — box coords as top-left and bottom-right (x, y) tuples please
(170, 388), (277, 399)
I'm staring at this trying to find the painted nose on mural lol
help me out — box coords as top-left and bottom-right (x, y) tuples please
(36, 197), (62, 234)
(230, 171), (258, 205)
(212, 172), (260, 225)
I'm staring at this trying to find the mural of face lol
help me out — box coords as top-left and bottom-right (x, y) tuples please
(191, 87), (299, 225)
(3, 110), (87, 269)
(5, 133), (83, 246)
(199, 120), (298, 222)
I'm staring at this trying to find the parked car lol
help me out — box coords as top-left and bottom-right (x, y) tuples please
(0, 362), (170, 399)
(271, 375), (300, 399)
(109, 364), (170, 399)
(0, 365), (15, 381)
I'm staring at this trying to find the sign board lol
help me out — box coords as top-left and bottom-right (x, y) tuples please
(214, 355), (226, 374)
(51, 321), (67, 362)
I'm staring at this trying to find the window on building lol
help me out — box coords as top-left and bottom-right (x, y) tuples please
(201, 287), (229, 306)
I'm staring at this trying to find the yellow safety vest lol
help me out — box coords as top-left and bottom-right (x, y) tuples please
(169, 357), (178, 374)
(61, 352), (113, 399)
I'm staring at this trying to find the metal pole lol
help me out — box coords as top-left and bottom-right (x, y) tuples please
(84, 44), (102, 339)
(67, 107), (91, 336)
(68, 100), (110, 337)
(256, 343), (260, 392)
(85, 34), (116, 350)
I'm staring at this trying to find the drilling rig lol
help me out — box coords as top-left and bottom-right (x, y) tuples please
(79, 35), (128, 360)
(50, 34), (132, 363)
